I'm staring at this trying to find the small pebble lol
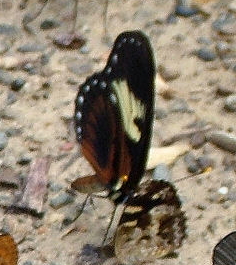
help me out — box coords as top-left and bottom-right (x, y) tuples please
(197, 156), (214, 171)
(175, 4), (198, 17)
(158, 65), (180, 81)
(190, 132), (206, 149)
(11, 78), (26, 91)
(0, 132), (8, 151)
(0, 24), (18, 36)
(196, 48), (217, 62)
(224, 95), (236, 112)
(218, 187), (228, 195)
(17, 43), (46, 53)
(22, 62), (37, 75)
(153, 163), (172, 182)
(184, 153), (200, 173)
(48, 182), (63, 192)
(40, 19), (60, 30)
(50, 192), (75, 209)
(23, 261), (33, 265)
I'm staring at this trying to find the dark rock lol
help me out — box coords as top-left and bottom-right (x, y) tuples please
(184, 153), (200, 173)
(0, 132), (8, 151)
(175, 4), (198, 17)
(224, 95), (236, 112)
(190, 132), (206, 149)
(0, 69), (14, 85)
(17, 43), (46, 53)
(50, 192), (75, 209)
(40, 19), (60, 30)
(196, 48), (217, 61)
(153, 163), (172, 182)
(0, 24), (18, 36)
(216, 85), (234, 96)
(11, 78), (26, 91)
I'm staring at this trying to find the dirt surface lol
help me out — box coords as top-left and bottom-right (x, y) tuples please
(0, 0), (236, 264)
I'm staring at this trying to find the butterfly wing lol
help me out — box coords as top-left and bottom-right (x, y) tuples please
(115, 180), (186, 264)
(0, 234), (18, 265)
(213, 231), (236, 265)
(74, 31), (155, 203)
(74, 73), (131, 189)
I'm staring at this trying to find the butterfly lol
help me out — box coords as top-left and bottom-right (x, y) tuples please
(114, 179), (186, 264)
(0, 234), (18, 265)
(213, 231), (236, 265)
(73, 30), (155, 204)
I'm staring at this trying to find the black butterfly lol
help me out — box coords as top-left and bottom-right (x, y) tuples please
(73, 30), (155, 204)
(213, 231), (236, 265)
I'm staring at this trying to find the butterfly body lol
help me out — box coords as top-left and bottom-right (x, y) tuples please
(74, 31), (155, 204)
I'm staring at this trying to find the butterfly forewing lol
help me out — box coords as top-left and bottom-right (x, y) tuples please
(74, 31), (155, 203)
(115, 180), (186, 264)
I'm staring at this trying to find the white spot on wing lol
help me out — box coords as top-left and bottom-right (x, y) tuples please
(100, 81), (107, 89)
(112, 54), (118, 64)
(83, 85), (90, 92)
(110, 93), (117, 104)
(106, 67), (112, 74)
(77, 95), (84, 105)
(92, 79), (98, 86)
(76, 111), (82, 120)
(77, 127), (82, 134)
(130, 38), (135, 43)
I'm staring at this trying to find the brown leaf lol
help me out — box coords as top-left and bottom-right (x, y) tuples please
(53, 33), (86, 50)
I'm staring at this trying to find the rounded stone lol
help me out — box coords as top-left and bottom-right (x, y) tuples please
(10, 78), (26, 91)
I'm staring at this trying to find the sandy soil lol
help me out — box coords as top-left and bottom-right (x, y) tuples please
(0, 0), (236, 264)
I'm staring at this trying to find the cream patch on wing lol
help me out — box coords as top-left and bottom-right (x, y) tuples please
(112, 80), (145, 142)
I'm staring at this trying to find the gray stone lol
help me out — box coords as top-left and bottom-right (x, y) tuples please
(0, 132), (8, 151)
(153, 163), (172, 182)
(0, 24), (18, 36)
(224, 95), (236, 112)
(40, 19), (60, 30)
(11, 78), (26, 91)
(17, 43), (46, 53)
(196, 48), (217, 62)
(50, 192), (75, 209)
(184, 153), (200, 173)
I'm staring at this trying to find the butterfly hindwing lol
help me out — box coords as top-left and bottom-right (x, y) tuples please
(115, 180), (186, 264)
